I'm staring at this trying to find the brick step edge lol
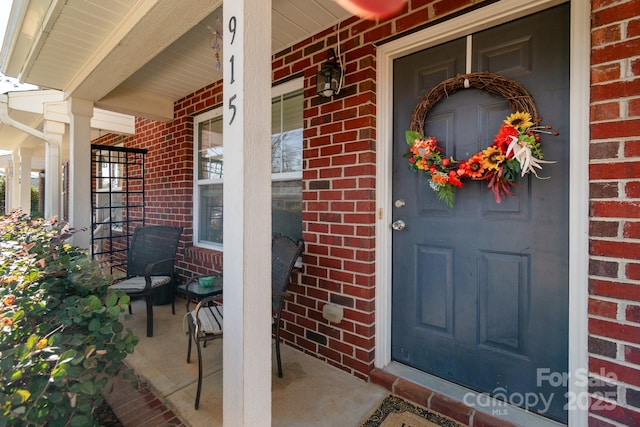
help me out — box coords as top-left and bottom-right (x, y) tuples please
(102, 366), (185, 427)
(369, 368), (518, 427)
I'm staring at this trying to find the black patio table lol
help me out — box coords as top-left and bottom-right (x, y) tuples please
(177, 274), (223, 312)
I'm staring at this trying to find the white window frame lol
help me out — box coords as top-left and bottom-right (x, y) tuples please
(193, 105), (223, 250)
(193, 77), (303, 249)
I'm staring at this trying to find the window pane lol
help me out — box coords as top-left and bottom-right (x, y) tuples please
(271, 97), (282, 134)
(199, 184), (223, 244)
(272, 89), (303, 174)
(195, 83), (303, 248)
(271, 135), (283, 174)
(278, 128), (302, 173)
(199, 116), (224, 180)
(272, 180), (302, 241)
(281, 90), (303, 132)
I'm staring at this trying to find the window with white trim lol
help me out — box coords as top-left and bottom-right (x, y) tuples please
(193, 79), (303, 249)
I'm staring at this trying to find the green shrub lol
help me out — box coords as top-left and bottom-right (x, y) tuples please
(0, 211), (138, 426)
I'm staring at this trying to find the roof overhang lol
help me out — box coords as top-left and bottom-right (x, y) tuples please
(0, 89), (136, 163)
(1, 0), (352, 121)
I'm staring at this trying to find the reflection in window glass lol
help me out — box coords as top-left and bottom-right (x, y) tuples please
(272, 90), (303, 174)
(198, 184), (223, 244)
(198, 116), (224, 180)
(272, 180), (302, 240)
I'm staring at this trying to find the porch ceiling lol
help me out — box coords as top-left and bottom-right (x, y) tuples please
(1, 0), (352, 122)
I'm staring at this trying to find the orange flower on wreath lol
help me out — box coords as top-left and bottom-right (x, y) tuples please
(410, 136), (439, 157)
(493, 124), (519, 153)
(431, 173), (449, 185)
(448, 171), (464, 188)
(464, 154), (486, 178)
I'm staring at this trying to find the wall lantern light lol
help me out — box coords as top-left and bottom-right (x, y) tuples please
(316, 48), (342, 98)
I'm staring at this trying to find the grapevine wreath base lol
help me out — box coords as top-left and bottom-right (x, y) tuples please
(404, 72), (557, 207)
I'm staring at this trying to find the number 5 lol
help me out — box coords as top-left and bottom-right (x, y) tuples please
(228, 94), (237, 125)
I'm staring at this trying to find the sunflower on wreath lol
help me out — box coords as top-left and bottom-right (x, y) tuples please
(404, 111), (558, 208)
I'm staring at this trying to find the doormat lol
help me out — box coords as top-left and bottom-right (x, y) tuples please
(360, 394), (466, 427)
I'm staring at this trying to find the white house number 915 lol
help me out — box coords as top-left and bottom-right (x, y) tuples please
(227, 16), (237, 125)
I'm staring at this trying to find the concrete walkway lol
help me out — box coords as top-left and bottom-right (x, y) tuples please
(108, 298), (387, 426)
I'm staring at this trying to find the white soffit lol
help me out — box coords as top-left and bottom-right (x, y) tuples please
(2, 0), (352, 121)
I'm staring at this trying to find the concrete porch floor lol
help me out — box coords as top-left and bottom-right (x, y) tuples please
(110, 298), (388, 426)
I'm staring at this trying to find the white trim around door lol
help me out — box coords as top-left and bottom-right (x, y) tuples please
(375, 1), (590, 426)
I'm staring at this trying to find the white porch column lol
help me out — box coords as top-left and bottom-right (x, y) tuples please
(67, 98), (93, 249)
(8, 151), (19, 212)
(43, 120), (64, 220)
(18, 147), (32, 215)
(222, 0), (272, 426)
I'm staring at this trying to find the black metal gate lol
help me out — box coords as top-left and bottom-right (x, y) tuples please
(91, 144), (147, 275)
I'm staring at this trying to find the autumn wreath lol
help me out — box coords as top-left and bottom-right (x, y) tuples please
(404, 72), (558, 208)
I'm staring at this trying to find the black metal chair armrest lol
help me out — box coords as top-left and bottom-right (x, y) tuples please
(194, 294), (223, 312)
(144, 258), (176, 276)
(184, 276), (199, 293)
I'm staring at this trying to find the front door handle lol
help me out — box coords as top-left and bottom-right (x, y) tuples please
(391, 220), (406, 231)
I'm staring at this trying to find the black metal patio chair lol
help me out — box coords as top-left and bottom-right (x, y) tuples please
(186, 233), (303, 410)
(110, 225), (183, 337)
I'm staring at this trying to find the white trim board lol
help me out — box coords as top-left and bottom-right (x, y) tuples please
(374, 1), (589, 426)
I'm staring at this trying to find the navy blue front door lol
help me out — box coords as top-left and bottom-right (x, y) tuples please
(391, 5), (569, 422)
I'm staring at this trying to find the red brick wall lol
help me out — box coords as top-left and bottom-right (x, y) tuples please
(589, 0), (640, 425)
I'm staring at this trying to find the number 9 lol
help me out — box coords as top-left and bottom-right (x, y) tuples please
(229, 16), (236, 44)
